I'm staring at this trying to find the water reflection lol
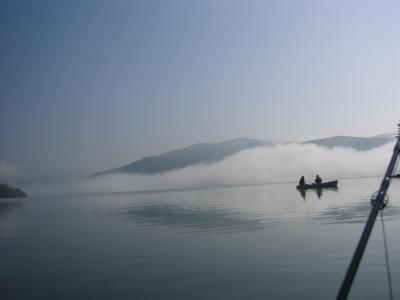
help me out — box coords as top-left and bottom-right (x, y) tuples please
(299, 189), (306, 200)
(314, 201), (400, 225)
(316, 188), (322, 199)
(114, 204), (268, 233)
(298, 187), (339, 200)
(0, 200), (22, 238)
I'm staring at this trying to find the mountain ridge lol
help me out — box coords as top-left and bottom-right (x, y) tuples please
(94, 137), (272, 176)
(303, 134), (394, 151)
(94, 134), (393, 176)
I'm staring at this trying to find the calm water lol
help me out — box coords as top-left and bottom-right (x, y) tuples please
(1, 177), (400, 299)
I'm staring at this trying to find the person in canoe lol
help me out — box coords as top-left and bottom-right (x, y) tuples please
(299, 176), (305, 186)
(315, 174), (322, 184)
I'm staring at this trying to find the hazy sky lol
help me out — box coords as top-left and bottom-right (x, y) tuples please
(1, 0), (399, 177)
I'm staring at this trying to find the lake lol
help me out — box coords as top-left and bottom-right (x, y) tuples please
(1, 177), (400, 299)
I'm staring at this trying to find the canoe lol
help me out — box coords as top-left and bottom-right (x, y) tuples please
(296, 180), (338, 190)
(392, 174), (400, 178)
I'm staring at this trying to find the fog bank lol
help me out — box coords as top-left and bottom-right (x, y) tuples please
(0, 160), (19, 182)
(23, 142), (396, 196)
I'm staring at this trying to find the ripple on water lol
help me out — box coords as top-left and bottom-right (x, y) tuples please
(106, 204), (276, 234)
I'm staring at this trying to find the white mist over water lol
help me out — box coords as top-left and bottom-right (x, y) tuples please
(23, 142), (396, 196)
(0, 160), (19, 182)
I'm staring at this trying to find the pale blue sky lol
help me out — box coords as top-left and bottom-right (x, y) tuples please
(1, 0), (399, 176)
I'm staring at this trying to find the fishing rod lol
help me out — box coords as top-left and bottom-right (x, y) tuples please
(337, 122), (400, 300)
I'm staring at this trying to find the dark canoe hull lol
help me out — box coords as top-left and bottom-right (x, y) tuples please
(297, 180), (338, 190)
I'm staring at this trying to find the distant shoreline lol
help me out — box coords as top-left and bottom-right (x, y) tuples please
(0, 183), (27, 198)
(27, 175), (382, 199)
